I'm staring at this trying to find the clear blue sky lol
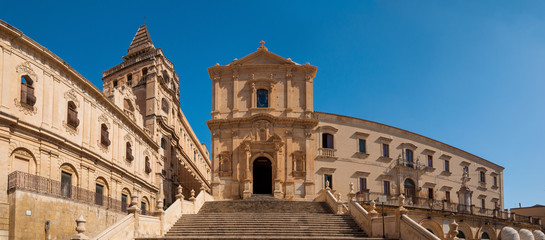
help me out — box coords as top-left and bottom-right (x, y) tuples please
(2, 1), (544, 209)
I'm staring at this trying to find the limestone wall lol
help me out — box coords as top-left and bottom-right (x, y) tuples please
(9, 190), (126, 240)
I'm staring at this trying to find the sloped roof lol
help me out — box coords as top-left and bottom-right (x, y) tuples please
(124, 24), (155, 60)
(226, 41), (299, 66)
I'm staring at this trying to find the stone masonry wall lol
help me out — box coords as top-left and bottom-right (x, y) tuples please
(9, 190), (126, 240)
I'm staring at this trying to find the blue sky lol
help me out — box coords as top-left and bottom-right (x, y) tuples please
(1, 1), (544, 209)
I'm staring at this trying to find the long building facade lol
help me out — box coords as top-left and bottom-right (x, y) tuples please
(0, 21), (210, 240)
(206, 42), (522, 239)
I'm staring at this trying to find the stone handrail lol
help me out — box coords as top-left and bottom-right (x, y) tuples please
(348, 200), (373, 236)
(162, 198), (181, 234)
(400, 214), (441, 240)
(325, 190), (344, 214)
(91, 214), (134, 240)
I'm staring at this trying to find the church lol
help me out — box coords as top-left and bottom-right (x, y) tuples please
(0, 19), (543, 240)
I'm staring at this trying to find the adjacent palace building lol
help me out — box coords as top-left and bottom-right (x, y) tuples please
(0, 19), (542, 240)
(0, 21), (210, 239)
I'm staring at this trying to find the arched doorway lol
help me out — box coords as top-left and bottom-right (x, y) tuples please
(253, 157), (272, 194)
(404, 178), (417, 203)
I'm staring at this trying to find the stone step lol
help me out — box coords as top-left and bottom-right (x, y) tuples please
(138, 236), (386, 240)
(198, 201), (331, 214)
(165, 232), (368, 237)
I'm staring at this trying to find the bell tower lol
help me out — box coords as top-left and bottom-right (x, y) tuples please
(207, 41), (319, 200)
(102, 24), (208, 206)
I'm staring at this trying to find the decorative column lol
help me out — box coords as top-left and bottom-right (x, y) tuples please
(273, 142), (283, 199)
(303, 130), (314, 199)
(284, 130), (294, 199)
(251, 82), (256, 108)
(242, 143), (252, 199)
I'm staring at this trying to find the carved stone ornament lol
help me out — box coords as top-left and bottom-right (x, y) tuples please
(14, 98), (37, 115)
(97, 140), (110, 154)
(292, 151), (305, 177)
(252, 120), (272, 141)
(16, 61), (38, 82)
(64, 89), (80, 107)
(62, 120), (79, 136)
(124, 134), (133, 145)
(97, 114), (111, 129)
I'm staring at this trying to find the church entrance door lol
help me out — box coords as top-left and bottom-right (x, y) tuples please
(253, 157), (272, 194)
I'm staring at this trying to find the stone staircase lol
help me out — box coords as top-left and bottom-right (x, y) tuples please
(138, 195), (383, 239)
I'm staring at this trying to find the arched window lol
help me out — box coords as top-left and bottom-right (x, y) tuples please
(126, 142), (134, 161)
(121, 188), (131, 212)
(322, 133), (334, 149)
(67, 101), (79, 128)
(145, 156), (151, 174)
(100, 124), (111, 146)
(256, 89), (269, 108)
(60, 163), (78, 198)
(481, 232), (490, 239)
(95, 177), (109, 206)
(20, 75), (36, 106)
(161, 98), (169, 113)
(127, 73), (133, 86)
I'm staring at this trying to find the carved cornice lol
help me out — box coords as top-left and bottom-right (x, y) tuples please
(64, 89), (80, 107)
(16, 61), (38, 82)
(207, 114), (319, 128)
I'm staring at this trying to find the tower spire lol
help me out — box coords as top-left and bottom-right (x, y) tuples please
(123, 24), (155, 60)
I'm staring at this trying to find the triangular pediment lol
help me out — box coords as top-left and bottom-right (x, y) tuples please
(228, 47), (298, 66)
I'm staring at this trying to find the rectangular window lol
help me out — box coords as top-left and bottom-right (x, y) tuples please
(358, 139), (366, 153)
(121, 194), (128, 212)
(382, 144), (389, 158)
(493, 176), (497, 186)
(444, 160), (450, 172)
(61, 171), (72, 198)
(428, 188), (434, 200)
(427, 155), (433, 167)
(322, 133), (334, 149)
(445, 191), (451, 203)
(481, 199), (485, 208)
(324, 174), (333, 189)
(359, 178), (367, 193)
(95, 184), (104, 206)
(384, 181), (390, 195)
(480, 172), (486, 183)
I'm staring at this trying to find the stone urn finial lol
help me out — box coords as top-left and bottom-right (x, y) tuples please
(189, 189), (196, 202)
(398, 194), (407, 213)
(347, 182), (356, 201)
(336, 192), (342, 202)
(369, 200), (378, 217)
(176, 185), (184, 200)
(71, 215), (89, 240)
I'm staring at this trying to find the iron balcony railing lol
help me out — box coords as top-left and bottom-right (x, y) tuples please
(8, 171), (125, 213)
(396, 158), (428, 171)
